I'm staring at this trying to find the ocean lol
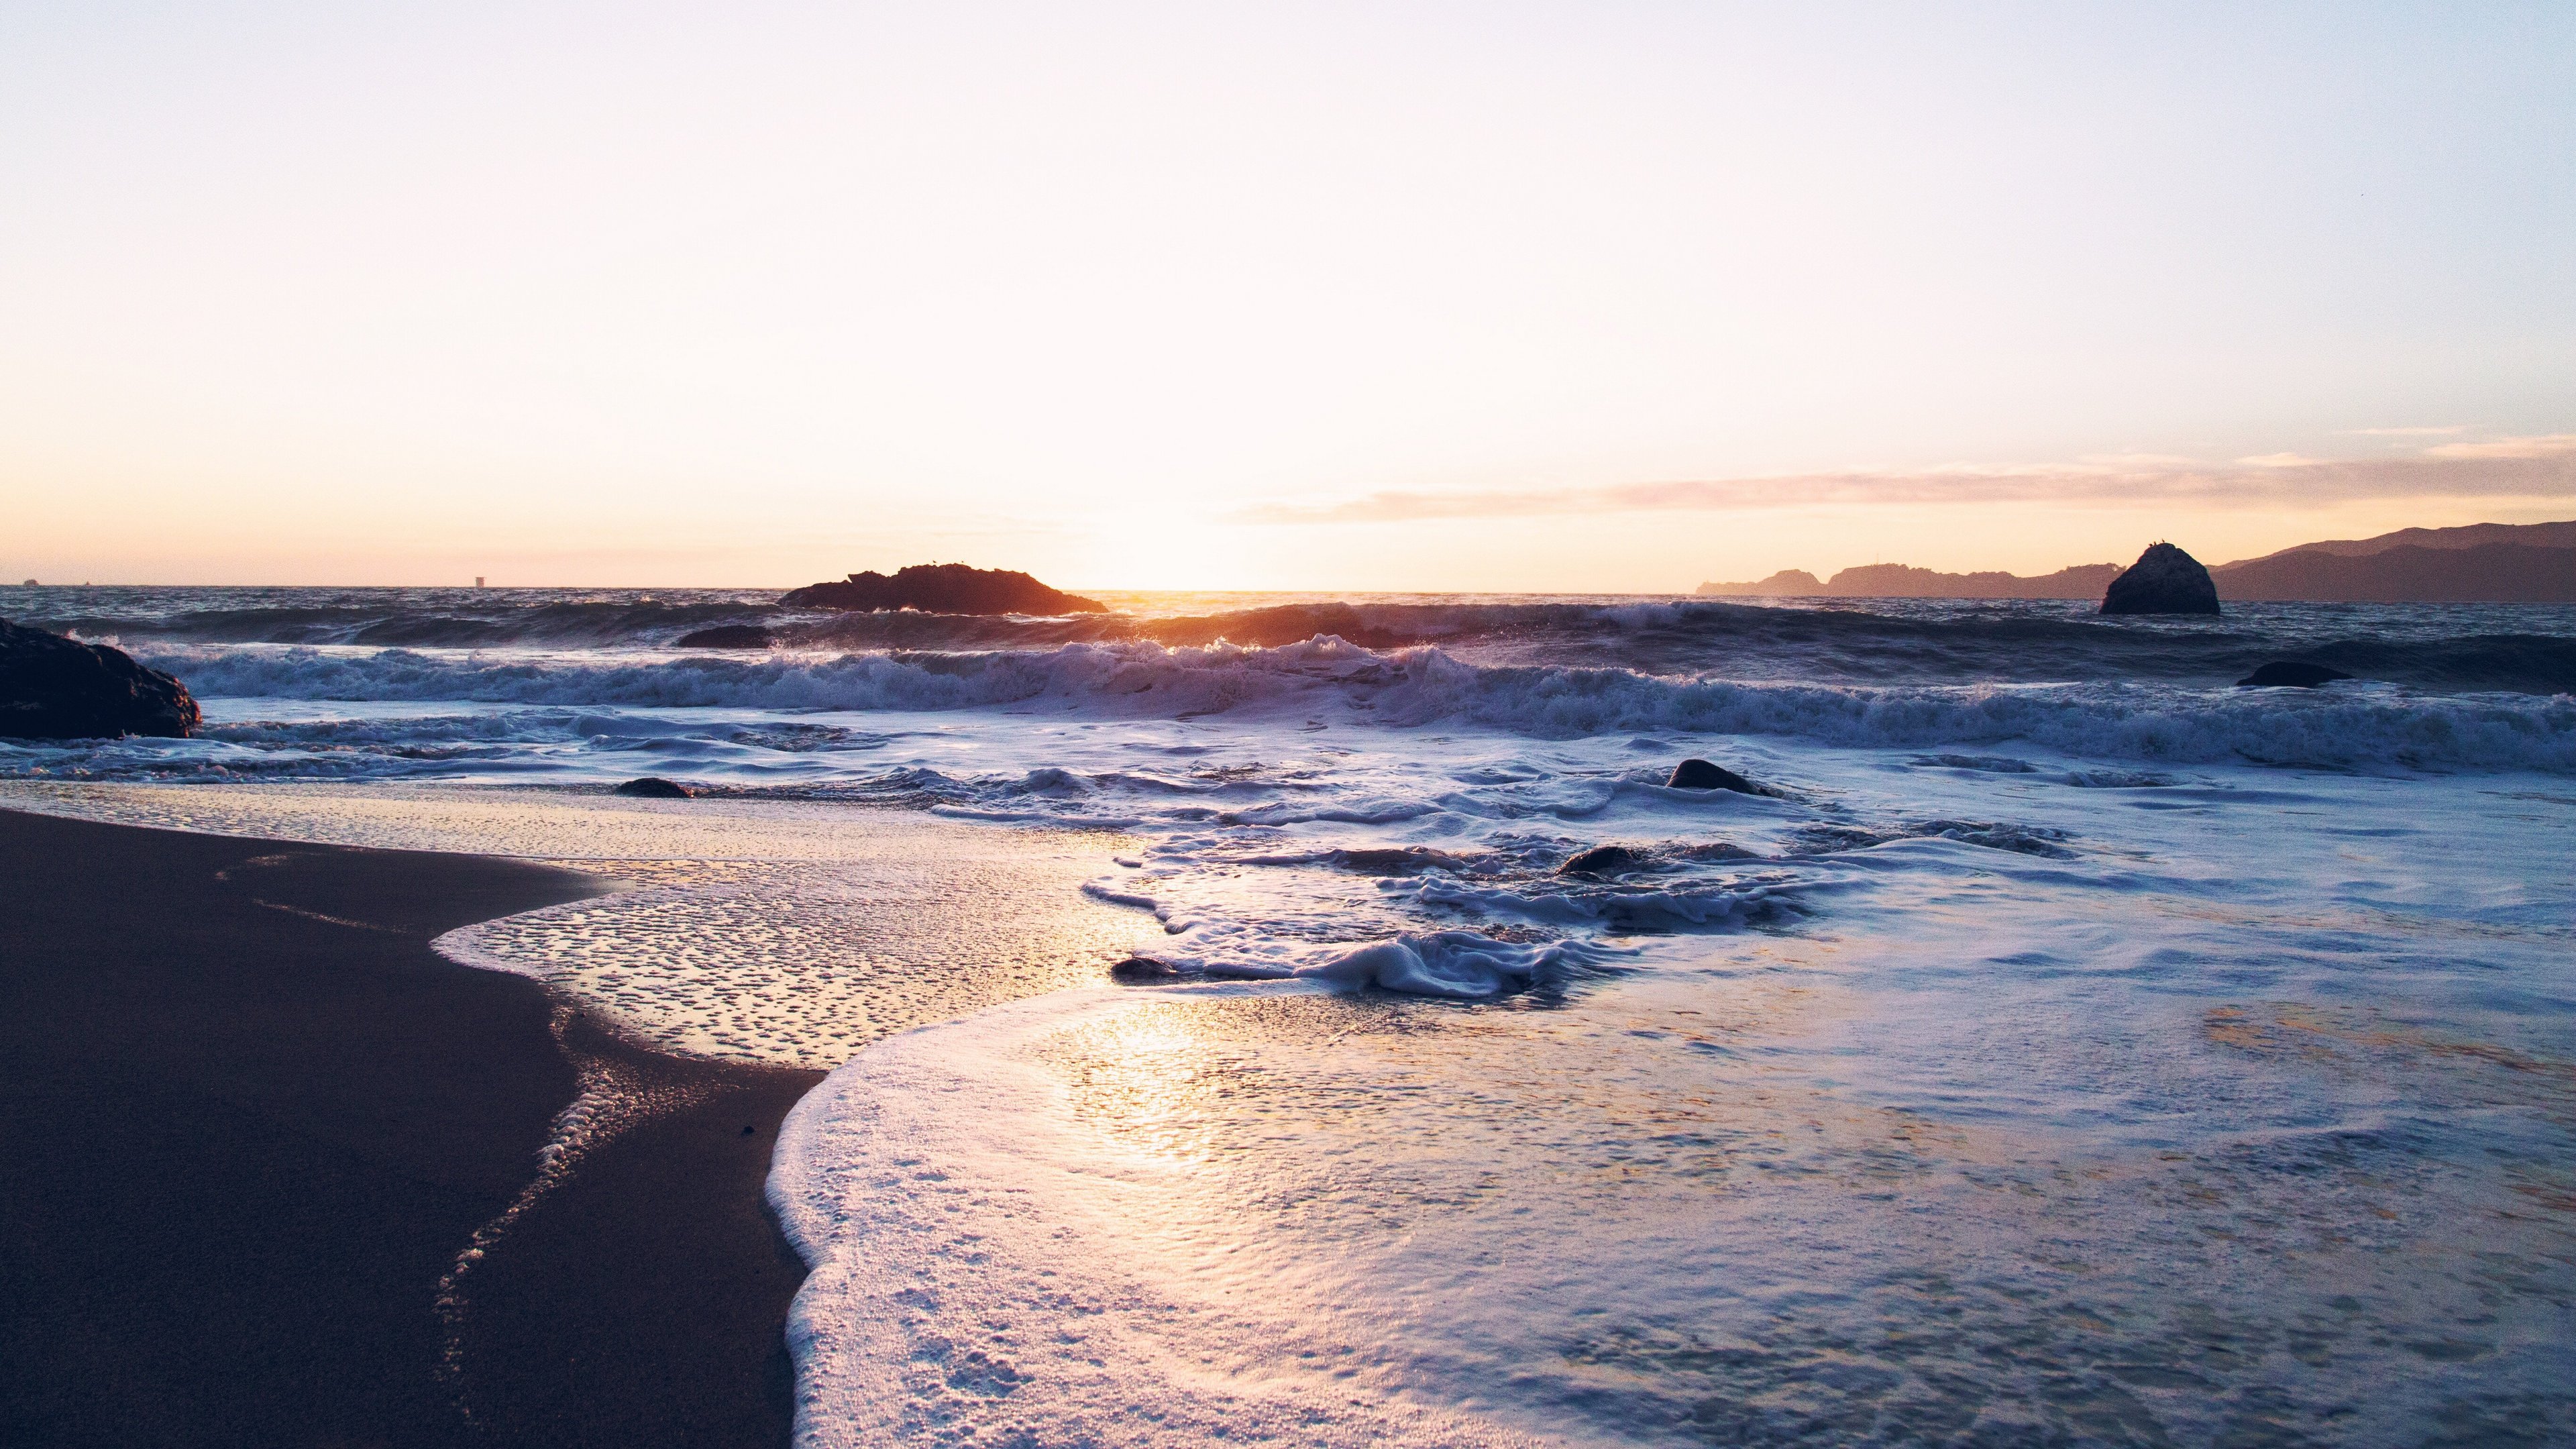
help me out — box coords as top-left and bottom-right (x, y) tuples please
(5, 584), (2573, 1445)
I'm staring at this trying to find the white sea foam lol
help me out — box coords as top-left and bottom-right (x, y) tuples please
(769, 985), (1556, 1448)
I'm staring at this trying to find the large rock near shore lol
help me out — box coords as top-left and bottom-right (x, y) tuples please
(1, 619), (201, 739)
(780, 564), (1106, 615)
(2100, 543), (2221, 615)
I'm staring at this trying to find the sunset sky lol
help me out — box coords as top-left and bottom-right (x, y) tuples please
(3, 2), (2570, 590)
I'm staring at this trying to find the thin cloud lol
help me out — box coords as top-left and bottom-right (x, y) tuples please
(2347, 425), (2470, 437)
(2421, 432), (2576, 461)
(1236, 437), (2576, 525)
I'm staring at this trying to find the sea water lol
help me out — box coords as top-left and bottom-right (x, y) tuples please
(3, 586), (2572, 1444)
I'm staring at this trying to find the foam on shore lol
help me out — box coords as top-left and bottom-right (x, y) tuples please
(775, 956), (2576, 1446)
(770, 983), (1562, 1448)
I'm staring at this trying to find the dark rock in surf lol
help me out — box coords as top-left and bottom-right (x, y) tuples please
(2100, 542), (2220, 616)
(2237, 660), (2354, 688)
(1110, 957), (1184, 982)
(780, 564), (1107, 615)
(674, 625), (775, 649)
(613, 777), (692, 799)
(1332, 847), (1475, 875)
(1667, 758), (1760, 794)
(1558, 845), (1648, 875)
(0, 618), (200, 740)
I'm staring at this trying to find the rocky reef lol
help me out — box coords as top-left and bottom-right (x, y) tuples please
(781, 564), (1106, 615)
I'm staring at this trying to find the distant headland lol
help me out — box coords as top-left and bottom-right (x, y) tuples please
(1698, 519), (2576, 603)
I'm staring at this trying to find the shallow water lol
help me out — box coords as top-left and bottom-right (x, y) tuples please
(769, 747), (2576, 1446)
(6, 589), (2572, 1444)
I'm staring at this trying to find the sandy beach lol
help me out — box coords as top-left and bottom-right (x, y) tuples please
(0, 808), (818, 1448)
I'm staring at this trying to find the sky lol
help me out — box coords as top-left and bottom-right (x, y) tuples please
(2, 1), (2571, 591)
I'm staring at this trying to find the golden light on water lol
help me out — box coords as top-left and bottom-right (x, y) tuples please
(1044, 1001), (1240, 1168)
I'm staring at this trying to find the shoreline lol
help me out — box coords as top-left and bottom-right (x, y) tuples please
(0, 808), (818, 1448)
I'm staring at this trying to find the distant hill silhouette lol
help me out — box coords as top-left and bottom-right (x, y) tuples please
(1699, 520), (2574, 603)
(2217, 518), (2576, 562)
(1697, 562), (2118, 600)
(2211, 540), (2575, 602)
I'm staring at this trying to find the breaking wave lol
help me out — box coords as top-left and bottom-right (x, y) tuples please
(128, 637), (2576, 773)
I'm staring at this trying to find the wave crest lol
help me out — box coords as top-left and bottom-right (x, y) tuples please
(128, 638), (2576, 774)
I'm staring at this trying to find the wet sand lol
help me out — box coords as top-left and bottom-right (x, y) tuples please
(0, 808), (821, 1448)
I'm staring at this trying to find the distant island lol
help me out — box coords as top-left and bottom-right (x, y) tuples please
(1699, 519), (2576, 602)
(1701, 562), (2120, 600)
(780, 564), (1106, 614)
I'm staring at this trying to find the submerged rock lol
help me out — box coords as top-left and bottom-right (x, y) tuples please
(2101, 542), (2221, 615)
(0, 618), (200, 739)
(613, 777), (692, 798)
(1109, 957), (1185, 982)
(1666, 758), (1760, 794)
(674, 624), (775, 649)
(780, 564), (1106, 615)
(1558, 845), (1648, 875)
(2237, 660), (2354, 688)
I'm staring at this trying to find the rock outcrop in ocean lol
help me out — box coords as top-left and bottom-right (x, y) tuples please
(0, 618), (201, 739)
(2237, 661), (2353, 688)
(1667, 758), (1761, 794)
(2100, 543), (2221, 615)
(781, 564), (1106, 615)
(1558, 844), (1648, 875)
